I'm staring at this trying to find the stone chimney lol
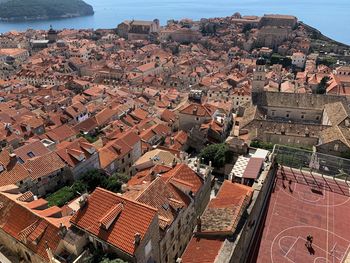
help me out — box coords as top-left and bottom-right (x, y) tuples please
(58, 223), (67, 238)
(172, 158), (177, 168)
(150, 170), (156, 181)
(193, 106), (198, 114)
(134, 233), (141, 246)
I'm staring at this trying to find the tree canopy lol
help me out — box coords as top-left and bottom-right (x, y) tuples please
(199, 143), (230, 168)
(0, 0), (93, 20)
(316, 76), (330, 94)
(47, 169), (129, 207)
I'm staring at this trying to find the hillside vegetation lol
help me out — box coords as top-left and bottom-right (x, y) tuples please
(0, 0), (94, 21)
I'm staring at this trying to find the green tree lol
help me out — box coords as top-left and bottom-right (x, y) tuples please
(199, 143), (229, 168)
(46, 186), (75, 207)
(317, 56), (337, 67)
(316, 76), (330, 94)
(0, 0), (94, 20)
(103, 173), (129, 192)
(80, 169), (107, 192)
(270, 54), (292, 68)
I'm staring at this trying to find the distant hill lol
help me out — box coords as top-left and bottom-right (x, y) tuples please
(0, 0), (94, 21)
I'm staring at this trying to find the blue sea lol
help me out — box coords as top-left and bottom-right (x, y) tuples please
(0, 0), (349, 44)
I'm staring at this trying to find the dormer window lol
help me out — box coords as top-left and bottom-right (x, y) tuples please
(27, 151), (35, 158)
(0, 165), (4, 172)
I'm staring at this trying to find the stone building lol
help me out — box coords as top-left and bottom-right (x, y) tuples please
(259, 14), (298, 28)
(238, 91), (350, 156)
(117, 19), (160, 40)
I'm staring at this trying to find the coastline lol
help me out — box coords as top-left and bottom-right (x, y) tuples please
(0, 12), (95, 22)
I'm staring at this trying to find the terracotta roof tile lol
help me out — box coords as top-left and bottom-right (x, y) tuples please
(161, 164), (203, 193)
(181, 237), (225, 263)
(24, 152), (66, 180)
(0, 192), (62, 261)
(70, 187), (157, 255)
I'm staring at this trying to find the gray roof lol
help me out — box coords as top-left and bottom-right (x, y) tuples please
(323, 101), (350, 126)
(254, 92), (347, 110)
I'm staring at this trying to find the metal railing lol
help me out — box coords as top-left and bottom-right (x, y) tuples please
(272, 144), (350, 182)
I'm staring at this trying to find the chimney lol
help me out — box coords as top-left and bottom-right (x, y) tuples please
(196, 217), (202, 232)
(9, 153), (17, 160)
(9, 153), (17, 166)
(58, 223), (67, 238)
(78, 194), (88, 208)
(134, 233), (141, 246)
(172, 158), (177, 168)
(150, 170), (156, 181)
(121, 184), (128, 193)
(193, 106), (198, 114)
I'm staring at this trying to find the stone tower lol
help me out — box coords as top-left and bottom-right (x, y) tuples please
(251, 57), (267, 105)
(48, 25), (58, 43)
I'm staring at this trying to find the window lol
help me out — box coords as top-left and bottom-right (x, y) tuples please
(301, 115), (304, 119)
(122, 158), (125, 164)
(196, 117), (199, 121)
(27, 151), (35, 158)
(171, 230), (174, 239)
(286, 114), (289, 118)
(128, 153), (131, 158)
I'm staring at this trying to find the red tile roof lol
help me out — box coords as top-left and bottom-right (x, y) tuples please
(14, 140), (50, 163)
(242, 157), (264, 179)
(44, 124), (77, 142)
(56, 137), (96, 168)
(181, 237), (225, 263)
(130, 108), (149, 121)
(200, 181), (253, 234)
(0, 192), (62, 261)
(161, 164), (204, 193)
(24, 152), (66, 180)
(160, 109), (177, 123)
(180, 103), (216, 117)
(0, 149), (30, 187)
(132, 177), (189, 230)
(70, 187), (157, 255)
